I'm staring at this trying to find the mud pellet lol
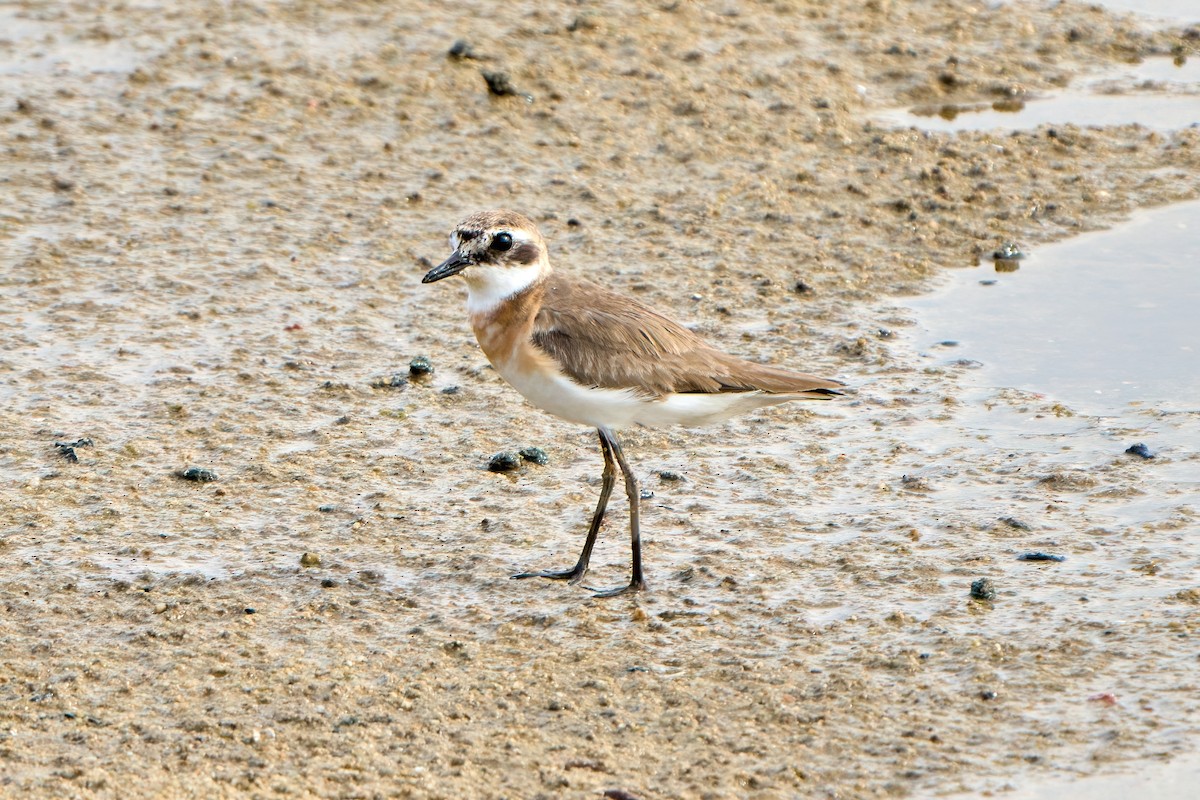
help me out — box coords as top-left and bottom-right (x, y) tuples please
(1125, 443), (1154, 459)
(488, 452), (521, 473)
(519, 446), (548, 465)
(409, 356), (434, 377)
(1017, 552), (1065, 562)
(482, 70), (520, 97)
(970, 577), (996, 601)
(992, 242), (1025, 260)
(178, 466), (218, 482)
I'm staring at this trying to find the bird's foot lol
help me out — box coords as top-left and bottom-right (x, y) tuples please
(511, 565), (588, 585)
(587, 578), (647, 599)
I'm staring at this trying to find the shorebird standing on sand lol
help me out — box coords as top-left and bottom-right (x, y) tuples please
(422, 210), (844, 597)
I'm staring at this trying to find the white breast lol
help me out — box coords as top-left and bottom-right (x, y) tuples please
(464, 263), (545, 316)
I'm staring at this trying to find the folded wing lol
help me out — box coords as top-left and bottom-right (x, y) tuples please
(531, 279), (843, 399)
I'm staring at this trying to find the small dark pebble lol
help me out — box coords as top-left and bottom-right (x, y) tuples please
(318, 504), (336, 513)
(1125, 443), (1155, 459)
(54, 444), (79, 462)
(979, 690), (998, 701)
(244, 607), (256, 615)
(639, 489), (655, 500)
(447, 39), (478, 60)
(877, 328), (894, 338)
(999, 516), (1032, 530)
(566, 14), (599, 32)
(1018, 552), (1066, 562)
(371, 374), (409, 389)
(970, 577), (997, 601)
(993, 242), (1025, 261)
(334, 415), (352, 425)
(481, 70), (521, 97)
(321, 578), (337, 588)
(659, 470), (682, 481)
(793, 280), (813, 294)
(937, 340), (959, 347)
(440, 386), (460, 395)
(980, 279), (998, 286)
(487, 452), (521, 473)
(53, 176), (76, 192)
(567, 218), (582, 227)
(603, 791), (644, 800)
(178, 466), (218, 483)
(518, 446), (549, 465)
(54, 438), (93, 462)
(408, 356), (434, 377)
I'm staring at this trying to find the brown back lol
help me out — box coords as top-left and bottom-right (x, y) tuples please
(531, 278), (842, 399)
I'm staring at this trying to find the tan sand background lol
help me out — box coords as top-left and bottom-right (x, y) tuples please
(2, 1), (1199, 797)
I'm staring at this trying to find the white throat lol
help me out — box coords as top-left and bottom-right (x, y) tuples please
(465, 263), (546, 315)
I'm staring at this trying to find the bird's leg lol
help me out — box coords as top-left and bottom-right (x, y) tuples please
(512, 428), (616, 584)
(588, 428), (647, 598)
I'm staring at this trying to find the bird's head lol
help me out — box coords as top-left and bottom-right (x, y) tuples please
(422, 210), (550, 306)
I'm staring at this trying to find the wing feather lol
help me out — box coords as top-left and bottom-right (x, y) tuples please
(530, 279), (842, 399)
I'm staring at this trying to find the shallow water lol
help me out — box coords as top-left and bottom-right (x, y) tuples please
(948, 750), (1200, 799)
(875, 57), (1200, 132)
(897, 201), (1200, 797)
(908, 200), (1200, 416)
(0, 7), (154, 74)
(1089, 0), (1200, 23)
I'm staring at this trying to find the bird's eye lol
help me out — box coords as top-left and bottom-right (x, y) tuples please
(491, 232), (513, 252)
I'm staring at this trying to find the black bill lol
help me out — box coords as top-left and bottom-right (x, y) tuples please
(422, 251), (473, 283)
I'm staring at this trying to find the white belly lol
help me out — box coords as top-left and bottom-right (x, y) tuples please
(493, 357), (801, 430)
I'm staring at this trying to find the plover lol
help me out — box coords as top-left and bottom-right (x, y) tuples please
(423, 210), (843, 597)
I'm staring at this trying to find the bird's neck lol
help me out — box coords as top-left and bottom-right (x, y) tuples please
(468, 270), (549, 369)
(464, 261), (551, 317)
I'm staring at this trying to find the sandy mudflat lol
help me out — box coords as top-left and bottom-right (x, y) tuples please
(2, 1), (1199, 798)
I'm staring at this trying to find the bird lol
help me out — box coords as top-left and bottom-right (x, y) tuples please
(422, 210), (844, 597)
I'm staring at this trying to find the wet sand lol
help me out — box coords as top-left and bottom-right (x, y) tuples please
(2, 1), (1199, 798)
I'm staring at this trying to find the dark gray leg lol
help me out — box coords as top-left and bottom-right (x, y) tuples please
(512, 428), (616, 585)
(588, 428), (647, 598)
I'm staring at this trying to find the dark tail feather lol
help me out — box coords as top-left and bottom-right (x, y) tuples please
(717, 356), (845, 397)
